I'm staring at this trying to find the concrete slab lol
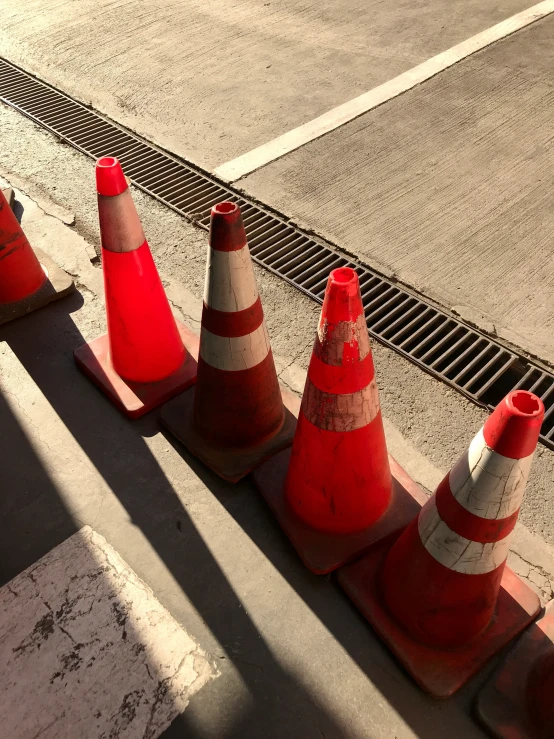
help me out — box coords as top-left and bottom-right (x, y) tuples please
(1, 107), (554, 735)
(0, 527), (216, 739)
(239, 15), (554, 367)
(0, 0), (532, 170)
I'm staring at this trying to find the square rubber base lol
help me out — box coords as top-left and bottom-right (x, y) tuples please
(476, 600), (554, 738)
(74, 321), (199, 419)
(0, 248), (75, 325)
(251, 449), (426, 575)
(337, 533), (541, 698)
(160, 386), (298, 483)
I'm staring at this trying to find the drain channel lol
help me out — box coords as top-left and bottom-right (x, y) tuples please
(1, 57), (553, 449)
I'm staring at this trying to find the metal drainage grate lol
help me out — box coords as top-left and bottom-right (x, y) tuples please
(1, 56), (553, 450)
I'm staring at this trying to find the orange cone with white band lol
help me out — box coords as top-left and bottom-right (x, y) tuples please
(252, 267), (422, 574)
(74, 157), (198, 417)
(0, 187), (74, 324)
(286, 266), (392, 532)
(338, 390), (543, 697)
(160, 202), (296, 482)
(477, 598), (554, 739)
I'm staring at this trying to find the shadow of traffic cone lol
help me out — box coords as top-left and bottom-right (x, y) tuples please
(74, 157), (198, 418)
(0, 187), (74, 325)
(338, 390), (544, 697)
(477, 598), (554, 738)
(160, 201), (296, 482)
(252, 267), (424, 574)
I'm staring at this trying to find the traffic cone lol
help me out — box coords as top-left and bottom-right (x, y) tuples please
(477, 599), (554, 739)
(74, 157), (198, 418)
(160, 201), (296, 482)
(252, 267), (423, 574)
(338, 390), (544, 697)
(0, 187), (74, 325)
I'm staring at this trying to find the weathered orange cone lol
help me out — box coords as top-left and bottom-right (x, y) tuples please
(338, 390), (543, 697)
(160, 202), (296, 482)
(0, 188), (74, 324)
(74, 157), (198, 417)
(477, 599), (554, 739)
(252, 267), (423, 574)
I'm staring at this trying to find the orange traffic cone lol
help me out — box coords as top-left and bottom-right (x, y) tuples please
(74, 157), (198, 417)
(477, 599), (554, 739)
(252, 267), (423, 574)
(0, 188), (74, 324)
(338, 390), (544, 697)
(160, 202), (296, 482)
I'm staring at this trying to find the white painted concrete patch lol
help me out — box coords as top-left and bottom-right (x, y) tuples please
(0, 527), (217, 739)
(215, 0), (554, 181)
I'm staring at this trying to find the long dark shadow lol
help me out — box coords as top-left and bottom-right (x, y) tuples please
(3, 294), (353, 738)
(0, 390), (78, 585)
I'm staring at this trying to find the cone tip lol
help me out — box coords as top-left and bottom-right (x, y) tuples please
(329, 267), (358, 294)
(209, 202), (246, 252)
(484, 390), (544, 459)
(505, 390), (544, 419)
(96, 156), (128, 196)
(321, 266), (362, 324)
(211, 201), (240, 219)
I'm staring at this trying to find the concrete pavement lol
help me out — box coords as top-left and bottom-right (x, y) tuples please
(0, 0), (532, 170)
(239, 14), (554, 367)
(2, 1), (554, 731)
(1, 1), (552, 369)
(1, 99), (554, 735)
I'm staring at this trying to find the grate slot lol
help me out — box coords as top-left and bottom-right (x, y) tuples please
(299, 257), (345, 290)
(11, 91), (70, 109)
(311, 275), (334, 298)
(53, 119), (108, 139)
(418, 324), (464, 364)
(245, 218), (279, 241)
(472, 355), (517, 399)
(108, 141), (149, 159)
(151, 173), (200, 198)
(371, 296), (417, 334)
(382, 303), (433, 346)
(451, 344), (495, 385)
(271, 243), (318, 272)
(431, 333), (479, 374)
(123, 158), (178, 181)
(278, 246), (323, 278)
(365, 287), (400, 319)
(76, 129), (136, 152)
(539, 383), (554, 406)
(3, 56), (554, 449)
(174, 188), (224, 212)
(167, 180), (217, 207)
(293, 253), (340, 286)
(258, 236), (307, 265)
(242, 211), (268, 228)
(128, 156), (182, 184)
(32, 108), (96, 129)
(249, 229), (299, 258)
(114, 149), (163, 170)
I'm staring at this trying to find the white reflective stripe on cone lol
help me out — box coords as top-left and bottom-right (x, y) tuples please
(418, 498), (511, 574)
(448, 428), (534, 521)
(200, 322), (271, 371)
(204, 245), (259, 313)
(316, 314), (371, 365)
(302, 378), (380, 431)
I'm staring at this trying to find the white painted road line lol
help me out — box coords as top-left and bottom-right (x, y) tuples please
(0, 527), (217, 739)
(214, 1), (554, 182)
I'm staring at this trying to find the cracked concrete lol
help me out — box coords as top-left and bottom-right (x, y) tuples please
(0, 527), (217, 739)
